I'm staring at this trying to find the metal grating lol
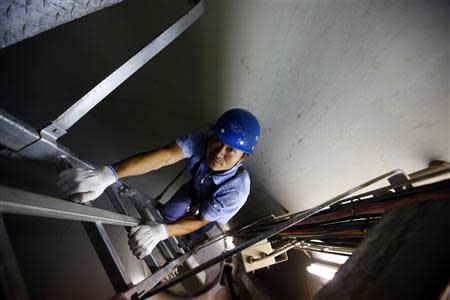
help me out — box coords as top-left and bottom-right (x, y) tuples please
(0, 0), (124, 49)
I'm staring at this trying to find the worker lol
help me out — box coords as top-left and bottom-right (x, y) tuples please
(57, 108), (260, 259)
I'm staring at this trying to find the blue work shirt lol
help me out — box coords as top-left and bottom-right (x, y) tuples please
(175, 131), (250, 224)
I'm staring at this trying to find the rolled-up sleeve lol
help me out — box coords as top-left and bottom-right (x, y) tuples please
(175, 132), (205, 159)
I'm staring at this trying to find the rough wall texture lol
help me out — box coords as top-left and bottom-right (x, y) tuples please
(212, 0), (449, 212)
(0, 0), (123, 48)
(0, 1), (449, 298)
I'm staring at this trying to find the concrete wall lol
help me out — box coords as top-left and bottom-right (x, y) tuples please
(0, 0), (448, 299)
(211, 0), (449, 212)
(206, 2), (449, 297)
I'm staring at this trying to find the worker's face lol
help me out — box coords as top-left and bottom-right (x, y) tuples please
(206, 136), (247, 171)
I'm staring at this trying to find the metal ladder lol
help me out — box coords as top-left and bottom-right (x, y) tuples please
(1, 0), (450, 296)
(1, 104), (449, 299)
(0, 1), (207, 297)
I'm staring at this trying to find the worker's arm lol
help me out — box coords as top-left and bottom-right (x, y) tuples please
(114, 142), (184, 178)
(166, 215), (210, 237)
(57, 142), (184, 203)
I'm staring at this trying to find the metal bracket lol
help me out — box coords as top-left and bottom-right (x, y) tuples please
(40, 0), (204, 140)
(40, 123), (67, 141)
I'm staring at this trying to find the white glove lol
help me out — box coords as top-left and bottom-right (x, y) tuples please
(57, 165), (117, 203)
(128, 224), (169, 260)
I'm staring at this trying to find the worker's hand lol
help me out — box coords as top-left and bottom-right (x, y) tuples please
(128, 224), (169, 259)
(57, 166), (117, 203)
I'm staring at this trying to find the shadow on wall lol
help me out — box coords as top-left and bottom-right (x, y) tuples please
(0, 0), (289, 298)
(0, 1), (220, 299)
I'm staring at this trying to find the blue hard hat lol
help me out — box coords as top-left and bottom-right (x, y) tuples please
(212, 108), (261, 154)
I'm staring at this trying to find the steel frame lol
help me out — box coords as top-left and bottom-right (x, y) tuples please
(0, 1), (204, 298)
(0, 185), (141, 226)
(40, 0), (205, 141)
(1, 0), (448, 297)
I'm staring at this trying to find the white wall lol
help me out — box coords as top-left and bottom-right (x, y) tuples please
(0, 1), (448, 298)
(209, 0), (449, 212)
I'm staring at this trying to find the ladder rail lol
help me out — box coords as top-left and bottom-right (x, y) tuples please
(142, 176), (450, 298)
(0, 0), (206, 297)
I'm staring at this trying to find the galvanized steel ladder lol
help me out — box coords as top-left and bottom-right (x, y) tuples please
(0, 1), (205, 298)
(2, 0), (450, 298)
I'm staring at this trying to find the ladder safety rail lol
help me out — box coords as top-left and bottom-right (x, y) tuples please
(0, 185), (141, 226)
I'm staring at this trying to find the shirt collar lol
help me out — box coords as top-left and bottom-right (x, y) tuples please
(202, 159), (244, 185)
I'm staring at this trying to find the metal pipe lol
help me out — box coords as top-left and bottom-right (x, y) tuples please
(269, 169), (406, 221)
(143, 178), (450, 297)
(252, 168), (450, 231)
(409, 160), (450, 179)
(0, 185), (141, 227)
(143, 173), (397, 297)
(296, 241), (354, 256)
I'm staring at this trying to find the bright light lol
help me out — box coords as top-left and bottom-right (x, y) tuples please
(313, 252), (349, 265)
(306, 263), (338, 280)
(224, 236), (235, 250)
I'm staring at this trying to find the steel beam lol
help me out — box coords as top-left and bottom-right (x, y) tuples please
(0, 185), (141, 226)
(41, 0), (205, 140)
(0, 184), (137, 292)
(0, 109), (40, 152)
(0, 1), (206, 296)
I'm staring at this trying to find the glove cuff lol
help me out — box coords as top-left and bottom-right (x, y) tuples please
(105, 165), (119, 182)
(158, 223), (169, 240)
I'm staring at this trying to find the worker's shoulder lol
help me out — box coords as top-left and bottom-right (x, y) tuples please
(222, 168), (250, 193)
(176, 129), (210, 159)
(178, 129), (209, 145)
